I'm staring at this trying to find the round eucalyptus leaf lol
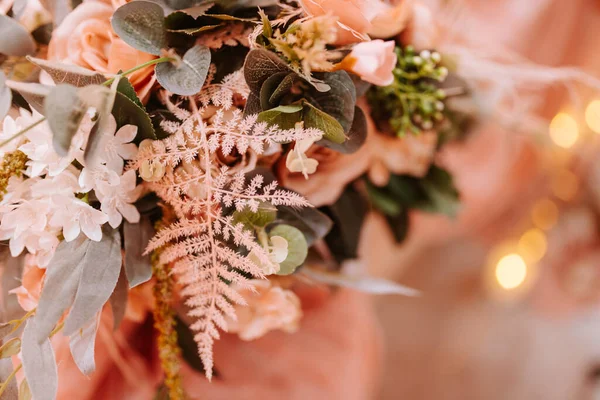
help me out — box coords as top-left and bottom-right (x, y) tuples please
(111, 1), (166, 56)
(45, 84), (87, 156)
(269, 224), (308, 275)
(0, 15), (36, 56)
(317, 106), (367, 154)
(302, 102), (345, 144)
(233, 201), (277, 229)
(155, 45), (211, 95)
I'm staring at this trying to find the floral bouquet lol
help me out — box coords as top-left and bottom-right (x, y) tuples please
(0, 0), (467, 398)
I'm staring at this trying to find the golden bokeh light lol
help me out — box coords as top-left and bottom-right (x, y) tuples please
(585, 100), (600, 134)
(551, 168), (579, 201)
(495, 254), (527, 290)
(518, 228), (547, 263)
(549, 113), (579, 148)
(531, 198), (559, 230)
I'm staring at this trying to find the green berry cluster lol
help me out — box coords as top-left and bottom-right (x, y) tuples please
(367, 46), (448, 136)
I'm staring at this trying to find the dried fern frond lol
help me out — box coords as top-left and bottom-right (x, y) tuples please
(135, 85), (319, 379)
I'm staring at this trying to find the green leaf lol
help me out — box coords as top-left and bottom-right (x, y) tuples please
(232, 201), (277, 229)
(0, 72), (12, 121)
(302, 101), (345, 144)
(269, 224), (308, 275)
(268, 73), (300, 108)
(27, 56), (105, 87)
(123, 217), (154, 287)
(22, 320), (57, 400)
(45, 84), (87, 156)
(80, 84), (118, 166)
(112, 91), (157, 141)
(257, 104), (302, 131)
(243, 49), (290, 93)
(365, 181), (403, 217)
(69, 314), (100, 375)
(5, 80), (50, 114)
(309, 71), (356, 133)
(111, 1), (166, 56)
(155, 44), (211, 95)
(259, 71), (287, 110)
(318, 105), (367, 154)
(116, 77), (144, 108)
(0, 15), (36, 56)
(0, 337), (21, 359)
(416, 166), (460, 217)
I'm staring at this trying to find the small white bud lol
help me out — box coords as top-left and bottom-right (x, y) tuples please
(420, 50), (431, 60)
(431, 52), (441, 63)
(412, 56), (423, 65)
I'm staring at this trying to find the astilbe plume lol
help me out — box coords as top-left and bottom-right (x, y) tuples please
(131, 83), (322, 379)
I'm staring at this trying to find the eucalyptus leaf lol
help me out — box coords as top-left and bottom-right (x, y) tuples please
(243, 91), (261, 116)
(45, 84), (87, 156)
(0, 358), (17, 400)
(155, 44), (211, 95)
(0, 15), (36, 56)
(317, 106), (367, 154)
(276, 206), (332, 246)
(5, 80), (51, 114)
(269, 224), (308, 275)
(259, 71), (287, 110)
(124, 217), (154, 288)
(303, 267), (419, 296)
(0, 72), (11, 121)
(22, 320), (57, 400)
(268, 73), (299, 108)
(27, 56), (104, 87)
(302, 102), (345, 144)
(257, 104), (302, 131)
(33, 236), (88, 341)
(111, 1), (166, 56)
(0, 337), (21, 359)
(18, 379), (32, 400)
(232, 201), (277, 229)
(310, 71), (356, 133)
(69, 313), (100, 375)
(109, 268), (128, 329)
(63, 227), (123, 336)
(243, 49), (290, 93)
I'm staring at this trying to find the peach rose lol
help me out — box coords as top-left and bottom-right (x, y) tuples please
(227, 280), (302, 341)
(47, 0), (156, 101)
(299, 0), (412, 44)
(9, 254), (44, 311)
(342, 40), (397, 86)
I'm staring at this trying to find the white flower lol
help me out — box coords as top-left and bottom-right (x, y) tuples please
(18, 116), (82, 177)
(95, 169), (141, 228)
(286, 137), (320, 179)
(78, 165), (121, 193)
(99, 118), (138, 173)
(248, 235), (289, 275)
(49, 196), (108, 242)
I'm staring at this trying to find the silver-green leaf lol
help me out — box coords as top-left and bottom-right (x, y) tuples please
(69, 313), (100, 375)
(0, 15), (35, 56)
(33, 236), (88, 342)
(79, 83), (118, 167)
(0, 72), (11, 121)
(109, 267), (128, 329)
(27, 56), (105, 87)
(155, 45), (211, 95)
(111, 1), (166, 56)
(124, 217), (153, 288)
(45, 84), (87, 156)
(5, 80), (51, 114)
(63, 227), (122, 336)
(22, 320), (57, 400)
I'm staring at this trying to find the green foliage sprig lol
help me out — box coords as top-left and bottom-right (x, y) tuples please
(367, 46), (449, 136)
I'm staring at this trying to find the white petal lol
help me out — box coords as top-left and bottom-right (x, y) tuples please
(118, 202), (140, 224)
(63, 219), (81, 242)
(115, 125), (137, 143)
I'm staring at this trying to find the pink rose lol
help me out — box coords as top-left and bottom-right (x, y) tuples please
(343, 40), (397, 86)
(47, 0), (156, 101)
(299, 0), (411, 44)
(227, 280), (302, 341)
(8, 254), (44, 311)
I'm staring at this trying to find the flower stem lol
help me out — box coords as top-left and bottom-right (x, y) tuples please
(0, 57), (175, 149)
(0, 363), (22, 398)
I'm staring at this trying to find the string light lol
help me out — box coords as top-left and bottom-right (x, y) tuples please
(585, 100), (600, 134)
(531, 198), (559, 230)
(518, 228), (547, 263)
(495, 253), (527, 290)
(549, 112), (579, 148)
